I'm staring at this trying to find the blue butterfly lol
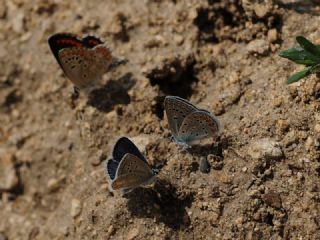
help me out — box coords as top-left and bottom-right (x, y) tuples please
(106, 137), (158, 194)
(164, 96), (221, 148)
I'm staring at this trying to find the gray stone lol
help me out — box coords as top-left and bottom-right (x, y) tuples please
(247, 138), (283, 160)
(0, 151), (19, 192)
(199, 156), (210, 173)
(247, 39), (269, 55)
(71, 198), (82, 218)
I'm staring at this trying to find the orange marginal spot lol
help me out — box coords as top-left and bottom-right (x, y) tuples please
(89, 39), (100, 46)
(57, 39), (83, 47)
(111, 178), (127, 190)
(95, 46), (113, 61)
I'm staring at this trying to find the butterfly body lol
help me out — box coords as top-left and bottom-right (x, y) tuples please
(48, 33), (127, 92)
(106, 137), (157, 194)
(164, 96), (221, 148)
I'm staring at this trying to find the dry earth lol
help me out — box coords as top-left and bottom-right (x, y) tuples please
(0, 0), (320, 239)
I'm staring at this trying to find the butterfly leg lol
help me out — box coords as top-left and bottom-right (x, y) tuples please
(69, 86), (80, 109)
(121, 188), (133, 196)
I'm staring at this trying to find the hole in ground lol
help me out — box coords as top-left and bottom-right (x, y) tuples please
(147, 56), (198, 119)
(147, 56), (197, 99)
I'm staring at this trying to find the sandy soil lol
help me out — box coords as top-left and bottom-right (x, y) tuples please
(0, 0), (320, 239)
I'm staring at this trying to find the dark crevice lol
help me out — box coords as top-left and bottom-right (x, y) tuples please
(152, 95), (166, 119)
(147, 56), (197, 99)
(264, 213), (274, 226)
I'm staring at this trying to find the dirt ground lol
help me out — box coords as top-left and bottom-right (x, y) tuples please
(1, 0), (320, 239)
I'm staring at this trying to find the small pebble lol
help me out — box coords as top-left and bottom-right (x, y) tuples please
(199, 156), (210, 173)
(267, 28), (278, 43)
(262, 190), (282, 209)
(314, 124), (320, 133)
(0, 152), (19, 192)
(71, 199), (82, 218)
(247, 39), (269, 55)
(47, 178), (60, 192)
(247, 138), (283, 160)
(127, 228), (139, 240)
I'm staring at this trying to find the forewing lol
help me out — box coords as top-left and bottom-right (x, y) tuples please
(48, 33), (83, 67)
(58, 45), (113, 89)
(106, 159), (119, 180)
(116, 153), (152, 177)
(79, 45), (113, 83)
(164, 96), (198, 138)
(58, 47), (92, 88)
(111, 153), (154, 191)
(177, 110), (220, 144)
(82, 35), (104, 48)
(112, 137), (147, 163)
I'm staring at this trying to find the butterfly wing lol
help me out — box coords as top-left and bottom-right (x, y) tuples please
(177, 110), (220, 144)
(82, 35), (104, 48)
(164, 96), (198, 139)
(112, 137), (147, 164)
(48, 33), (84, 67)
(57, 45), (113, 89)
(110, 153), (154, 191)
(106, 158), (119, 180)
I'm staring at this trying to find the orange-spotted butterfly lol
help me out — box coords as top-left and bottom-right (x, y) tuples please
(48, 33), (127, 94)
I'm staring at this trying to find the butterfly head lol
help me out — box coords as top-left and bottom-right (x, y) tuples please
(151, 168), (160, 175)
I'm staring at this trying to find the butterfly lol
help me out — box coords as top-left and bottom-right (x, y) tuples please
(106, 137), (158, 194)
(48, 33), (127, 93)
(164, 96), (221, 148)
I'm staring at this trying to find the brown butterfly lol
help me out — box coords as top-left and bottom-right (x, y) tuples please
(48, 33), (127, 94)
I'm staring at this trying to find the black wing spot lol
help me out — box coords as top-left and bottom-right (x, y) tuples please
(71, 65), (76, 69)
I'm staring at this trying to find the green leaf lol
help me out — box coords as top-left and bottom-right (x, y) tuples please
(296, 36), (320, 57)
(310, 63), (320, 74)
(287, 67), (311, 84)
(279, 47), (319, 65)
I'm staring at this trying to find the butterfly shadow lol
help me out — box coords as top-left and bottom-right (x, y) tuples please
(87, 73), (135, 113)
(126, 178), (194, 230)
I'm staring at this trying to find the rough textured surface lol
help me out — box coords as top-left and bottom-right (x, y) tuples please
(0, 0), (320, 239)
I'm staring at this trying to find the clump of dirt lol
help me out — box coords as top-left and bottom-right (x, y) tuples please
(0, 0), (320, 239)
